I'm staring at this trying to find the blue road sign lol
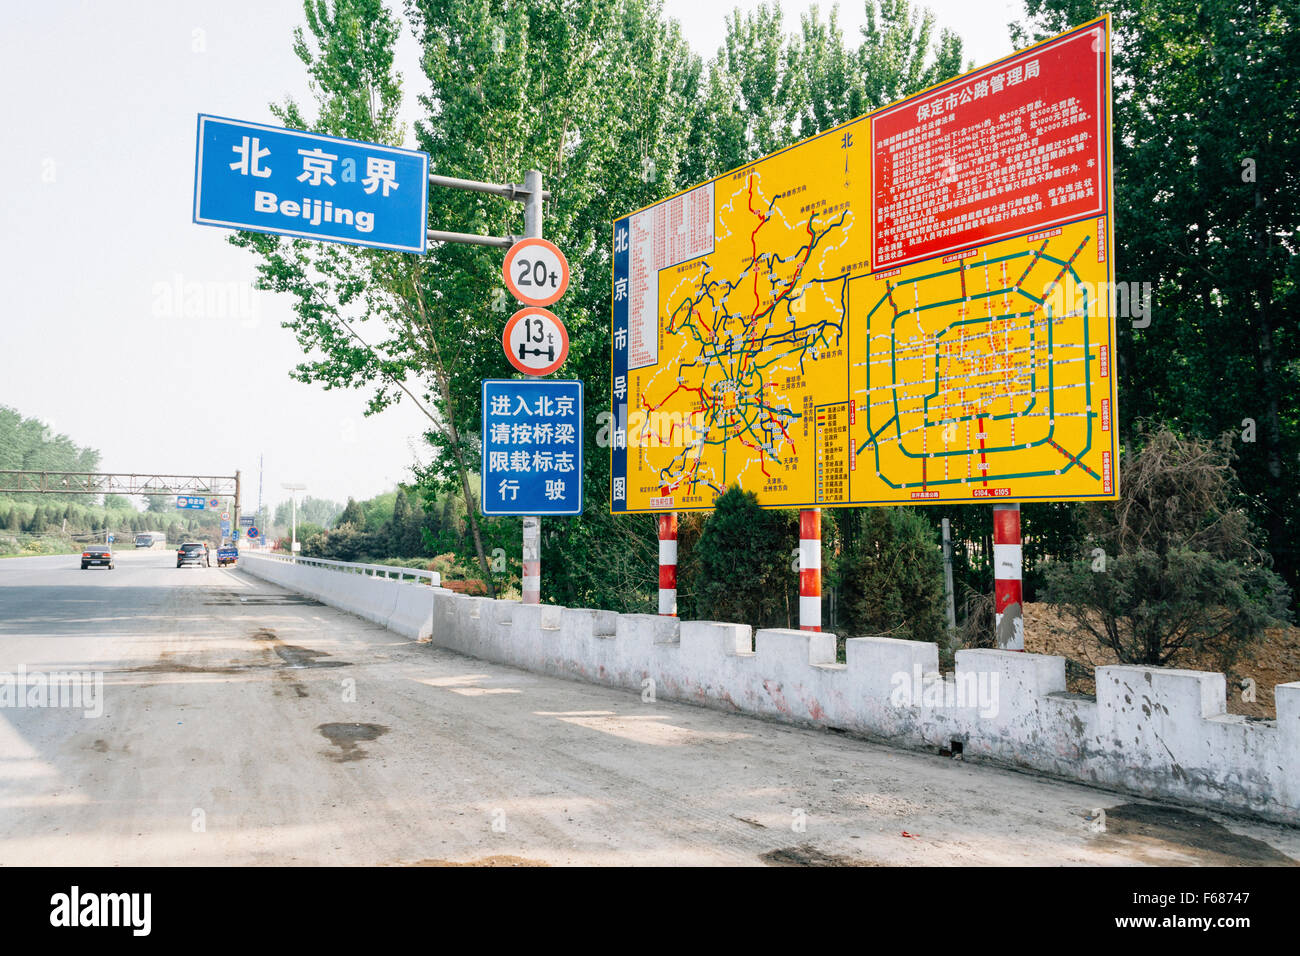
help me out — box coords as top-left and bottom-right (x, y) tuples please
(176, 495), (206, 510)
(220, 521), (231, 537)
(481, 379), (583, 516)
(247, 527), (259, 539)
(107, 534), (115, 543)
(238, 515), (255, 528)
(193, 114), (429, 254)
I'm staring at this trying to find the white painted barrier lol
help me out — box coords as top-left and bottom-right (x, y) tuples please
(241, 553), (435, 641)
(240, 553), (1300, 824)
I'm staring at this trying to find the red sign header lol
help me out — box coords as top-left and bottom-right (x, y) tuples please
(871, 22), (1109, 270)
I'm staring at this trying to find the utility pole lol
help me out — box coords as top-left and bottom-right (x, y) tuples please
(257, 453), (264, 544)
(233, 470), (241, 549)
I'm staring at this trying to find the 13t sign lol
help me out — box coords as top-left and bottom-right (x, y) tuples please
(503, 237), (568, 307)
(504, 307), (568, 376)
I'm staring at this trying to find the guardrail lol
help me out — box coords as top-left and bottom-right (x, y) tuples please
(241, 551), (440, 586)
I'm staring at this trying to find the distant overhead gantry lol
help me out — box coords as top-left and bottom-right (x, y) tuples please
(0, 471), (243, 534)
(0, 471), (238, 498)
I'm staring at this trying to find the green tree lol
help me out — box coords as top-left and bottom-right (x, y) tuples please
(275, 495), (344, 529)
(687, 0), (964, 182)
(1013, 0), (1300, 597)
(0, 406), (102, 504)
(337, 496), (366, 529)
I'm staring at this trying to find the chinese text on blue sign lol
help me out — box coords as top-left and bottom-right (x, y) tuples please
(193, 114), (429, 253)
(176, 496), (205, 510)
(481, 380), (583, 516)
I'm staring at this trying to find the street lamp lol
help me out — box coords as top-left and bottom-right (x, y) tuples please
(281, 482), (306, 555)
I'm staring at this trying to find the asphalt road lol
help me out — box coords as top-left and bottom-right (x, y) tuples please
(0, 550), (1296, 866)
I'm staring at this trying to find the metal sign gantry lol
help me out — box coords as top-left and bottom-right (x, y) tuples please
(0, 470), (242, 540)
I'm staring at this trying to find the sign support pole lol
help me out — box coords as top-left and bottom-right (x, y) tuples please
(941, 517), (957, 637)
(416, 166), (550, 603)
(993, 503), (1023, 650)
(658, 511), (677, 615)
(521, 168), (544, 605)
(799, 509), (821, 631)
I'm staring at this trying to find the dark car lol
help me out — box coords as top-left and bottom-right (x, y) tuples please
(176, 542), (210, 568)
(81, 546), (114, 570)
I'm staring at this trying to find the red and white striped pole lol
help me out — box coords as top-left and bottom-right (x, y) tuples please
(799, 509), (821, 631)
(992, 503), (1023, 650)
(658, 512), (677, 616)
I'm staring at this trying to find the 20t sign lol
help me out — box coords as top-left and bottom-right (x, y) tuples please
(503, 237), (569, 307)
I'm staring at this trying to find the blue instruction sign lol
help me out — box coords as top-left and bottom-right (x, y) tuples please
(176, 496), (206, 510)
(481, 379), (583, 516)
(193, 114), (429, 253)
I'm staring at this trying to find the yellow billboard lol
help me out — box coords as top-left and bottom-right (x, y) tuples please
(610, 17), (1117, 513)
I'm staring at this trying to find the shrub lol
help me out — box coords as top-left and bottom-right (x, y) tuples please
(1042, 423), (1291, 667)
(833, 507), (947, 646)
(687, 486), (795, 631)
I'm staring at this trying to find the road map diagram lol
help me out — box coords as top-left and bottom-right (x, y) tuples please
(611, 18), (1117, 513)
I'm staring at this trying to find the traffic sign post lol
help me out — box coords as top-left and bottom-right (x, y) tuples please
(193, 114), (430, 253)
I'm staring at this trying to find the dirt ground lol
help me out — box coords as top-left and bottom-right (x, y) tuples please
(1023, 603), (1300, 718)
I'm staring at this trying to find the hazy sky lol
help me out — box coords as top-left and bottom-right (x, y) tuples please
(0, 0), (1017, 514)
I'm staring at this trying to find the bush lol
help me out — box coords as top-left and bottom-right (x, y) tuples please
(685, 486), (795, 631)
(833, 507), (948, 646)
(1042, 424), (1291, 667)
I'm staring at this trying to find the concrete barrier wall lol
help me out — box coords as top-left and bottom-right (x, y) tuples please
(241, 554), (1300, 824)
(241, 555), (433, 641)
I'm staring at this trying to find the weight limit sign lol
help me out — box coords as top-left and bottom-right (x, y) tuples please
(503, 237), (570, 308)
(503, 306), (569, 376)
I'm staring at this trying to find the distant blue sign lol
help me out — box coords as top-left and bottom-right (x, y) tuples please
(220, 520), (231, 537)
(176, 496), (206, 510)
(193, 114), (429, 254)
(247, 527), (259, 539)
(481, 379), (583, 516)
